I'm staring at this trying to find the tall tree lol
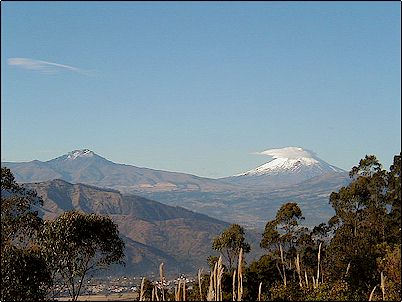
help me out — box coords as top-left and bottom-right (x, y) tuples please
(325, 155), (394, 297)
(1, 167), (43, 247)
(1, 167), (51, 301)
(260, 202), (306, 257)
(212, 224), (250, 271)
(38, 211), (125, 301)
(385, 153), (401, 245)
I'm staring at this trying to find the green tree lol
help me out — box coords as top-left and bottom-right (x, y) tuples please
(38, 211), (125, 301)
(212, 224), (251, 271)
(325, 154), (400, 299)
(385, 153), (401, 245)
(243, 254), (280, 301)
(1, 167), (51, 301)
(376, 243), (401, 301)
(1, 167), (43, 247)
(261, 202), (306, 257)
(1, 244), (52, 301)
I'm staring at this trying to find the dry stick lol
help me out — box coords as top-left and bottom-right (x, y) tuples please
(312, 276), (316, 289)
(219, 267), (224, 301)
(369, 285), (377, 301)
(152, 287), (155, 301)
(279, 244), (286, 286)
(217, 257), (221, 301)
(380, 271), (386, 301)
(345, 261), (351, 278)
(214, 261), (218, 301)
(183, 279), (186, 302)
(159, 263), (165, 301)
(179, 278), (184, 301)
(258, 282), (262, 302)
(304, 270), (309, 289)
(175, 280), (181, 301)
(206, 257), (224, 302)
(316, 242), (322, 288)
(155, 285), (160, 301)
(207, 270), (214, 301)
(175, 283), (178, 301)
(295, 254), (302, 288)
(219, 256), (224, 301)
(139, 277), (145, 301)
(237, 248), (244, 301)
(197, 268), (203, 301)
(232, 269), (237, 301)
(220, 269), (224, 301)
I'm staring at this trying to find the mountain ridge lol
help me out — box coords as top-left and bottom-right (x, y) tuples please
(25, 178), (243, 276)
(3, 149), (237, 193)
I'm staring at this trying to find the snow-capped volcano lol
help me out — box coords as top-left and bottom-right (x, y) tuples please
(236, 147), (343, 176)
(223, 147), (345, 188)
(46, 149), (105, 163)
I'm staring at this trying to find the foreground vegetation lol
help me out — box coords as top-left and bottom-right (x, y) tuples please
(1, 153), (400, 301)
(1, 167), (125, 301)
(137, 153), (401, 301)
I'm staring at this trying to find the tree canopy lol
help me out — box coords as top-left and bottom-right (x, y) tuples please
(1, 167), (126, 301)
(212, 224), (251, 271)
(38, 211), (125, 301)
(260, 202), (307, 257)
(1, 167), (51, 301)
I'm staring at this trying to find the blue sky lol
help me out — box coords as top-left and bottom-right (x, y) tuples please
(1, 1), (400, 178)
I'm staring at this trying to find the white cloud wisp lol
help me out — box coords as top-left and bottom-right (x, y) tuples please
(8, 57), (90, 75)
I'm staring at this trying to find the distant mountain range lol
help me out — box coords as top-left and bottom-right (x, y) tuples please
(25, 179), (262, 276)
(3, 149), (236, 193)
(2, 147), (350, 228)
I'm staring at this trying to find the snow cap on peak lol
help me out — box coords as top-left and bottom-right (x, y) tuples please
(257, 147), (316, 160)
(66, 149), (94, 160)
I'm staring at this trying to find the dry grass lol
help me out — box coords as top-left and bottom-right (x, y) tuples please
(57, 243), (334, 302)
(198, 268), (203, 301)
(295, 253), (302, 288)
(139, 277), (145, 301)
(174, 276), (187, 301)
(380, 271), (386, 301)
(232, 269), (236, 301)
(206, 256), (225, 301)
(160, 262), (165, 301)
(368, 285), (377, 301)
(315, 242), (322, 289)
(237, 248), (243, 301)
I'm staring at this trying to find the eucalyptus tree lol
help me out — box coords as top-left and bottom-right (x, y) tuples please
(260, 202), (307, 257)
(212, 224), (251, 271)
(1, 167), (51, 301)
(326, 154), (400, 298)
(38, 211), (125, 301)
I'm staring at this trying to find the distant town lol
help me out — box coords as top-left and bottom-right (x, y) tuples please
(56, 275), (196, 299)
